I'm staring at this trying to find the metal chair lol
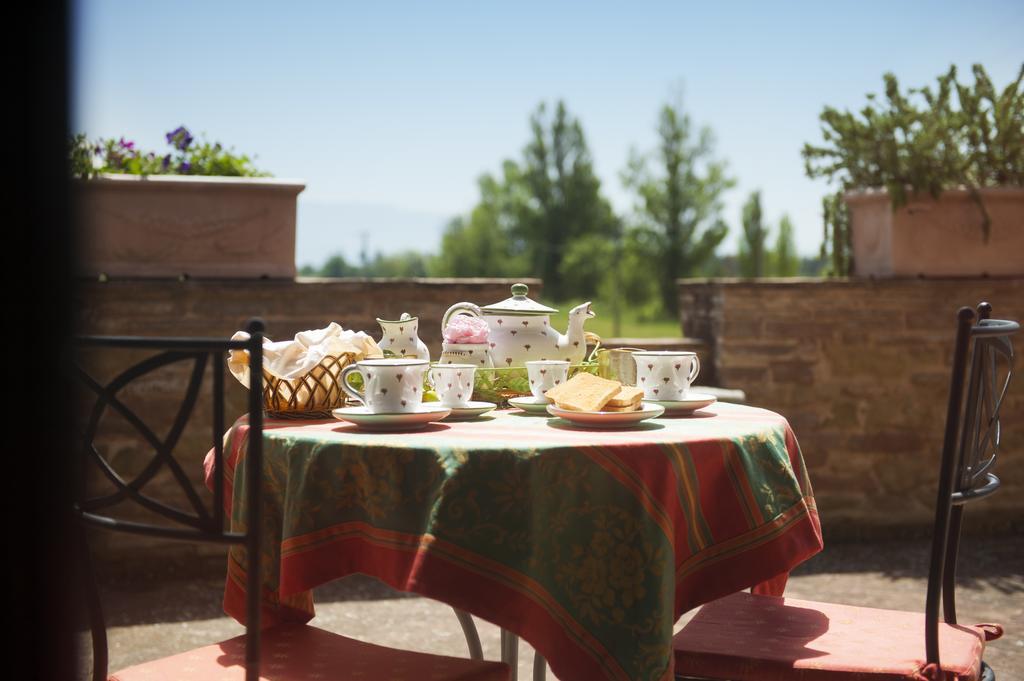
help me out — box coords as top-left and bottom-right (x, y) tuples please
(73, 319), (509, 681)
(672, 302), (1015, 681)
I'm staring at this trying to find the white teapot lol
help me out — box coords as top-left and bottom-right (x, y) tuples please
(441, 283), (594, 368)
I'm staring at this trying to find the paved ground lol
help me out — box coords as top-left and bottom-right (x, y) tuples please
(79, 534), (1023, 680)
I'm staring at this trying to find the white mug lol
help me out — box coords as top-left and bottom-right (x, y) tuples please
(526, 360), (569, 401)
(632, 351), (700, 401)
(429, 363), (476, 408)
(340, 359), (431, 413)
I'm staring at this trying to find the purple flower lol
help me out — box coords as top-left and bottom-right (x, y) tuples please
(178, 161), (191, 174)
(166, 126), (194, 151)
(118, 137), (135, 151)
(162, 154), (171, 170)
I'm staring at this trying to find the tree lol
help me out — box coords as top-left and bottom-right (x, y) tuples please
(737, 191), (768, 277)
(623, 101), (733, 315)
(433, 101), (617, 301)
(517, 101), (619, 300)
(429, 164), (530, 278)
(820, 192), (852, 276)
(300, 250), (431, 278)
(363, 251), (430, 277)
(768, 214), (800, 277)
(298, 253), (356, 277)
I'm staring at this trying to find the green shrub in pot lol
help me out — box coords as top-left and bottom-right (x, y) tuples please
(803, 63), (1024, 275)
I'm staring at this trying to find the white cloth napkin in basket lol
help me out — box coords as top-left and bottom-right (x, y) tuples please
(227, 322), (382, 388)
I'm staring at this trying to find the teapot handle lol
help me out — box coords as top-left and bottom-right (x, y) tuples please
(584, 332), (603, 363)
(441, 302), (483, 333)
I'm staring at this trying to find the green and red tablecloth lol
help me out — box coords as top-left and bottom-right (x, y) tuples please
(205, 401), (822, 681)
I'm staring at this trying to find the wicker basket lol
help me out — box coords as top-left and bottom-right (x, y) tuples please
(261, 353), (357, 419)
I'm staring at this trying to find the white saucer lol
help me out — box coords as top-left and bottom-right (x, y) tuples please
(331, 404), (451, 430)
(508, 395), (553, 414)
(648, 393), (718, 415)
(546, 402), (665, 428)
(442, 401), (497, 420)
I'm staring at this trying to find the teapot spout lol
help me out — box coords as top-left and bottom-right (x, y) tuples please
(567, 301), (595, 322)
(555, 302), (595, 364)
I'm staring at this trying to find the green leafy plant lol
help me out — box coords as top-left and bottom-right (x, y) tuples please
(70, 126), (269, 179)
(804, 63), (1024, 274)
(471, 363), (599, 406)
(69, 134), (98, 179)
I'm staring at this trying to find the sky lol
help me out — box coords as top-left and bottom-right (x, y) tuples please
(72, 1), (1024, 269)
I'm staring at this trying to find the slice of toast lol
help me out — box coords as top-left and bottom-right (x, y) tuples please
(545, 372), (622, 412)
(605, 385), (643, 408)
(601, 401), (642, 412)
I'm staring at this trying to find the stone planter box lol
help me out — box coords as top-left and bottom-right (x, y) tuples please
(844, 187), (1024, 277)
(76, 174), (305, 278)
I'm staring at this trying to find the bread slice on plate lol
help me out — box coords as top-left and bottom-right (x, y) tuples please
(605, 385), (643, 409)
(545, 372), (622, 412)
(601, 401), (642, 412)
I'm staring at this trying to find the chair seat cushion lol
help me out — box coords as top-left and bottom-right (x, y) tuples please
(110, 623), (509, 681)
(673, 592), (1001, 681)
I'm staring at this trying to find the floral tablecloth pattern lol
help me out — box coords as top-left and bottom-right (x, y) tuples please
(206, 401), (822, 681)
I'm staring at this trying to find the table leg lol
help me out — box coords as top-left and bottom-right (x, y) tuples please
(454, 608), (542, 681)
(533, 650), (547, 681)
(500, 629), (519, 681)
(453, 608), (484, 660)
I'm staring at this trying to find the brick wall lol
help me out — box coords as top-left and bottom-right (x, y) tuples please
(78, 275), (1022, 574)
(678, 277), (1024, 539)
(76, 277), (538, 574)
(78, 277), (537, 347)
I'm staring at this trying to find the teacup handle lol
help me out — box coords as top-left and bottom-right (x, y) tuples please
(340, 364), (366, 406)
(688, 355), (701, 384)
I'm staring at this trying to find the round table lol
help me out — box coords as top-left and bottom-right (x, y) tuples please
(207, 401), (822, 681)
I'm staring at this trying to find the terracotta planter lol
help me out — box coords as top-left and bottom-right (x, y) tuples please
(844, 187), (1024, 277)
(76, 174), (305, 278)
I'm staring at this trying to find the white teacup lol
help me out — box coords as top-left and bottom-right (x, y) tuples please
(340, 358), (431, 413)
(430, 363), (476, 408)
(526, 360), (569, 402)
(633, 351), (700, 401)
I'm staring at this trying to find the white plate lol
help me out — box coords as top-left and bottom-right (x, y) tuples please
(332, 404), (451, 431)
(546, 402), (665, 428)
(508, 395), (553, 414)
(442, 401), (497, 420)
(648, 393), (717, 415)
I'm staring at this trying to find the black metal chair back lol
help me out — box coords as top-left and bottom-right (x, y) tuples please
(72, 320), (265, 681)
(925, 303), (1017, 670)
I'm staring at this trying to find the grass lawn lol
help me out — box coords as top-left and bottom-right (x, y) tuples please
(546, 300), (682, 339)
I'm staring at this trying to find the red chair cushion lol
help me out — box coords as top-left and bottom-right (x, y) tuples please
(673, 592), (1001, 681)
(110, 623), (510, 681)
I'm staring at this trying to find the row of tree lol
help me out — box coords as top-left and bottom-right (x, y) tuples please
(303, 99), (806, 317)
(738, 192), (800, 278)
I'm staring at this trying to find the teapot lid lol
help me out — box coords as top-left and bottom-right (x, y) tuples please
(481, 283), (557, 316)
